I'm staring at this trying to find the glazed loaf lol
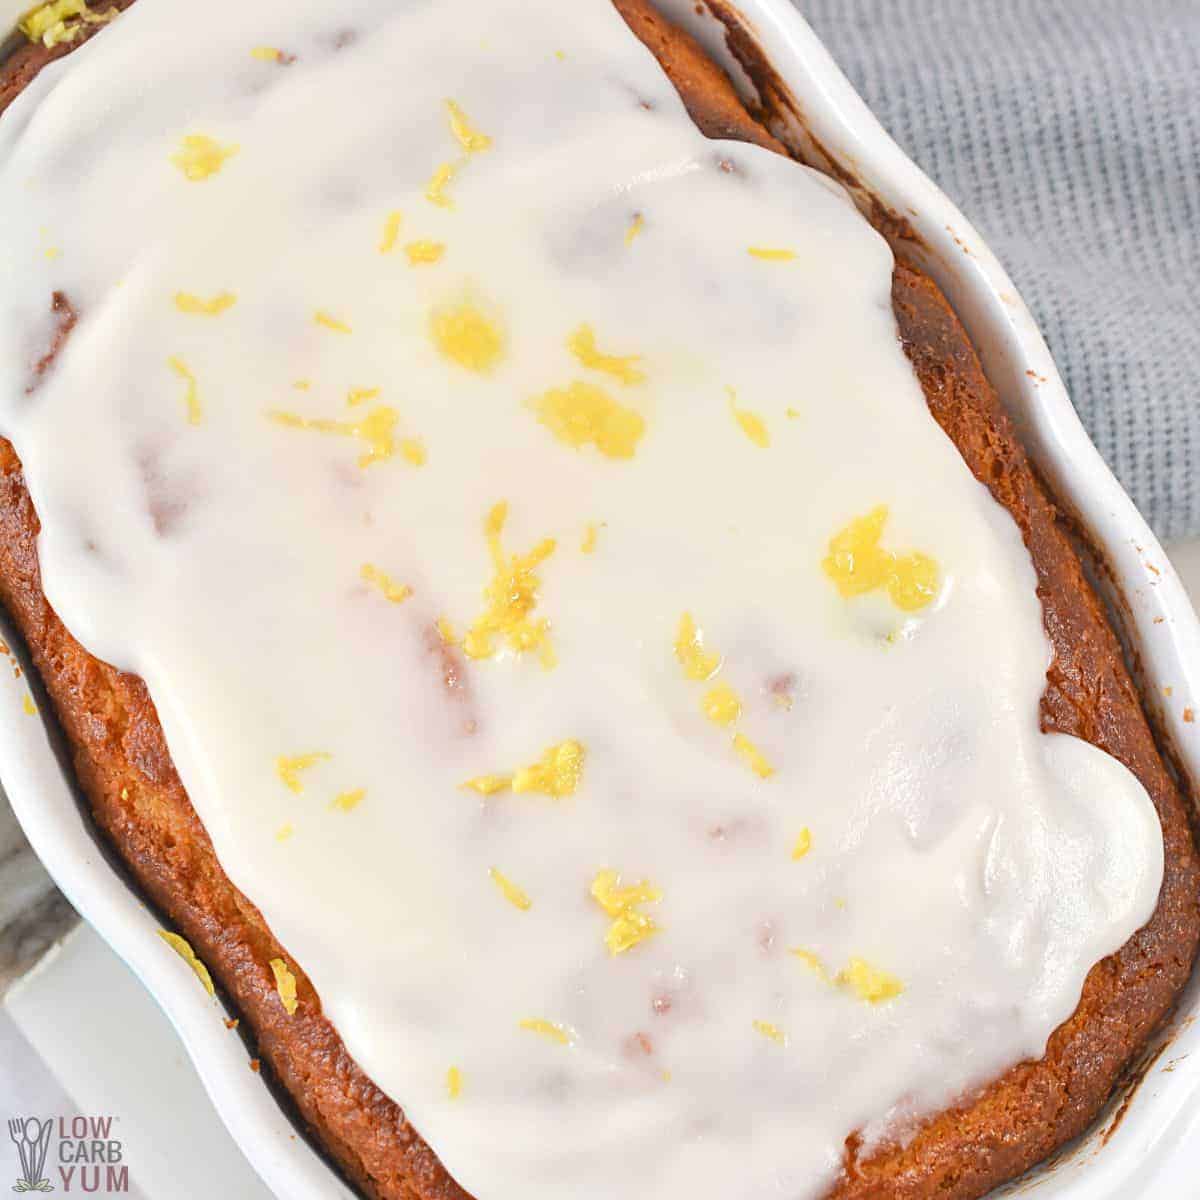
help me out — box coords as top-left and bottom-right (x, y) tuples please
(0, 3), (1197, 1198)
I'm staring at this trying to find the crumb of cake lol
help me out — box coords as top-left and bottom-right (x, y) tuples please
(405, 240), (445, 265)
(166, 355), (202, 425)
(591, 868), (661, 955)
(170, 134), (238, 181)
(269, 957), (299, 1015)
(732, 732), (774, 779)
(224, 1018), (239, 1030)
(489, 867), (532, 910)
(837, 956), (904, 1004)
(377, 210), (403, 253)
(445, 99), (492, 153)
(625, 212), (645, 246)
(430, 296), (504, 373)
(462, 501), (556, 663)
(445, 1066), (463, 1099)
(267, 405), (400, 469)
(747, 246), (795, 262)
(530, 380), (645, 459)
(248, 1058), (261, 1073)
(173, 290), (237, 316)
(674, 612), (720, 681)
(346, 387), (380, 407)
(22, 693), (36, 716)
(567, 324), (646, 385)
(1185, 708), (1195, 724)
(518, 1018), (571, 1045)
(157, 930), (215, 995)
(313, 309), (352, 334)
(360, 563), (412, 604)
(331, 788), (365, 812)
(753, 1019), (787, 1046)
(424, 160), (460, 208)
(274, 752), (332, 794)
(727, 386), (770, 448)
(791, 827), (813, 860)
(701, 682), (741, 727)
(823, 505), (939, 612)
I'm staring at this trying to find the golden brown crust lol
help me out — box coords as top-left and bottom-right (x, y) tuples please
(1, 3), (1197, 1199)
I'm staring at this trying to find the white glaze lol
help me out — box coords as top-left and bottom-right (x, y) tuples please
(0, 1), (1165, 1197)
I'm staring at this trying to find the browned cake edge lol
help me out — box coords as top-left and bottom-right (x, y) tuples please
(1, 4), (1197, 1199)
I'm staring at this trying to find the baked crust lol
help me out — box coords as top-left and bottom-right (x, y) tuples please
(2, 3), (1197, 1198)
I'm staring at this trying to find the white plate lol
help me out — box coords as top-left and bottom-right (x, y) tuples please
(3, 2), (1199, 1197)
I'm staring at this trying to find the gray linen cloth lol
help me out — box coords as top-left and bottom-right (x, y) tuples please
(801, 0), (1200, 540)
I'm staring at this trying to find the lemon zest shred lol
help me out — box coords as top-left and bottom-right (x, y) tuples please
(567, 324), (646, 385)
(275, 823), (294, 842)
(269, 957), (299, 1015)
(747, 246), (796, 261)
(727, 386), (770, 448)
(400, 437), (427, 466)
(753, 1019), (787, 1045)
(674, 612), (720, 681)
(519, 1018), (571, 1045)
(791, 826), (813, 860)
(22, 693), (36, 716)
(702, 682), (742, 728)
(250, 45), (285, 61)
(733, 732), (774, 779)
(174, 290), (236, 316)
(789, 947), (828, 979)
(581, 523), (600, 554)
(171, 134), (238, 181)
(837, 956), (904, 1004)
(378, 210), (403, 254)
(405, 240), (446, 265)
(530, 380), (645, 458)
(275, 752), (331, 794)
(461, 774), (511, 796)
(590, 868), (661, 955)
(425, 160), (460, 208)
(445, 99), (492, 153)
(512, 739), (585, 798)
(445, 1066), (463, 1099)
(267, 405), (399, 469)
(489, 867), (532, 911)
(19, 0), (117, 49)
(360, 563), (413, 604)
(157, 930), (215, 995)
(332, 788), (366, 812)
(430, 297), (504, 373)
(346, 387), (380, 407)
(625, 212), (645, 246)
(822, 505), (940, 612)
(314, 309), (352, 334)
(167, 355), (202, 426)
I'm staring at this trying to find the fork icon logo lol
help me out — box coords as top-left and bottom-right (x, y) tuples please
(7, 1118), (53, 1193)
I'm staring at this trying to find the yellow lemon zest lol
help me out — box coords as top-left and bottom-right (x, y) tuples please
(789, 947), (828, 978)
(489, 867), (532, 911)
(727, 387), (770, 448)
(314, 309), (352, 334)
(530, 380), (645, 459)
(167, 355), (202, 426)
(511, 739), (585, 798)
(791, 827), (813, 860)
(332, 788), (366, 812)
(378, 210), (403, 254)
(22, 693), (36, 716)
(19, 0), (116, 48)
(733, 732), (774, 779)
(435, 617), (457, 645)
(425, 160), (460, 208)
(674, 612), (720, 681)
(269, 957), (299, 1015)
(360, 563), (412, 604)
(822, 505), (940, 613)
(590, 868), (661, 955)
(461, 774), (511, 796)
(836, 956), (904, 1004)
(581, 523), (600, 554)
(445, 1066), (463, 1099)
(747, 246), (796, 261)
(445, 99), (492, 153)
(171, 134), (238, 181)
(346, 387), (380, 407)
(405, 240), (446, 265)
(400, 437), (427, 466)
(275, 823), (294, 842)
(267, 405), (400, 469)
(701, 682), (742, 728)
(519, 1018), (570, 1045)
(462, 501), (556, 663)
(250, 45), (284, 61)
(275, 752), (331, 794)
(430, 297), (504, 373)
(625, 212), (645, 246)
(157, 931), (214, 995)
(173, 290), (236, 316)
(786, 406), (801, 419)
(753, 1019), (787, 1045)
(293, 379), (311, 391)
(567, 324), (646, 385)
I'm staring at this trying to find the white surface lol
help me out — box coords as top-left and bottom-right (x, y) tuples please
(2, 1), (1200, 1198)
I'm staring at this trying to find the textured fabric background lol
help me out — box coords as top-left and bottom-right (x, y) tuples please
(800, 0), (1200, 540)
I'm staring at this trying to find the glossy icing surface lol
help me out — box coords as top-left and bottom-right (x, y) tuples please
(0, 1), (1164, 1196)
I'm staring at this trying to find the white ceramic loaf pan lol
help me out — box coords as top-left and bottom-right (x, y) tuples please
(3, 1), (1199, 1197)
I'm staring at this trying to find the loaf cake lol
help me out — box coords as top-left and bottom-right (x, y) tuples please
(1, 1), (1196, 1198)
